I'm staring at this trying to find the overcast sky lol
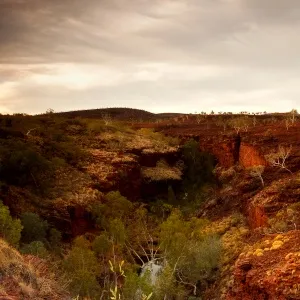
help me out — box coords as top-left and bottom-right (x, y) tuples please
(0, 0), (300, 114)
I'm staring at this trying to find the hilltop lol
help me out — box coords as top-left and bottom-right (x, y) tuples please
(53, 107), (182, 121)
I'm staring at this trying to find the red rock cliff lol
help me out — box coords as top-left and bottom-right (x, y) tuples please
(239, 143), (267, 168)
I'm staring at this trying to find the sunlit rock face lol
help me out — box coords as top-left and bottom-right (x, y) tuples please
(239, 143), (267, 168)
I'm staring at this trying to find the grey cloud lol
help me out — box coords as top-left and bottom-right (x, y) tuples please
(1, 0), (300, 67)
(0, 0), (300, 113)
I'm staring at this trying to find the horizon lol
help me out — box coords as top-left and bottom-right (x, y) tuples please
(1, 106), (297, 117)
(1, 0), (300, 114)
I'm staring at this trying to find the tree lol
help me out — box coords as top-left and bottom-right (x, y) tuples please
(248, 165), (265, 187)
(195, 114), (203, 124)
(46, 108), (54, 114)
(102, 113), (112, 125)
(0, 201), (23, 247)
(265, 145), (292, 174)
(182, 140), (215, 197)
(122, 270), (153, 300)
(285, 118), (292, 131)
(21, 241), (48, 258)
(64, 236), (101, 298)
(20, 212), (48, 244)
(158, 210), (221, 297)
(0, 141), (50, 187)
(228, 117), (251, 134)
(290, 109), (298, 124)
(92, 233), (112, 257)
(215, 117), (227, 132)
(253, 116), (257, 127)
(49, 228), (62, 249)
(92, 191), (133, 226)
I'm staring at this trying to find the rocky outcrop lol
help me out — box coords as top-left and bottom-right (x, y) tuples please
(226, 231), (300, 300)
(248, 205), (268, 229)
(239, 143), (267, 168)
(208, 139), (238, 168)
(247, 175), (300, 228)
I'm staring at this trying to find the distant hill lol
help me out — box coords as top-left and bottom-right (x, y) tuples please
(55, 107), (181, 121)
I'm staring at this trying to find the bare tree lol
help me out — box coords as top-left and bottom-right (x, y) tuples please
(196, 114), (203, 124)
(290, 109), (298, 124)
(285, 118), (292, 131)
(228, 117), (251, 134)
(248, 165), (265, 187)
(265, 145), (293, 174)
(253, 116), (257, 127)
(102, 113), (112, 125)
(216, 117), (227, 132)
(26, 128), (38, 136)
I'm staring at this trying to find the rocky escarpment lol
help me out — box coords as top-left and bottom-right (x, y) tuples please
(85, 147), (181, 201)
(239, 143), (267, 168)
(42, 147), (182, 237)
(247, 174), (300, 229)
(161, 121), (300, 170)
(159, 121), (300, 299)
(227, 231), (300, 300)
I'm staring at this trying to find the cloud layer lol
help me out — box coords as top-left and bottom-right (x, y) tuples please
(1, 0), (300, 114)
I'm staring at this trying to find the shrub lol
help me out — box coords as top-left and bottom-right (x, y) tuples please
(20, 212), (49, 244)
(43, 140), (86, 166)
(64, 237), (101, 298)
(21, 241), (48, 258)
(182, 139), (215, 188)
(123, 270), (153, 300)
(0, 201), (23, 247)
(159, 210), (221, 297)
(92, 233), (111, 257)
(0, 141), (50, 186)
(49, 228), (62, 249)
(217, 166), (236, 184)
(90, 191), (133, 228)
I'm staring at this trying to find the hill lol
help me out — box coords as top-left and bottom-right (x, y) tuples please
(55, 107), (156, 120)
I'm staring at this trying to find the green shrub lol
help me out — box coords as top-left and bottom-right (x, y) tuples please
(0, 141), (50, 186)
(21, 241), (48, 258)
(0, 201), (23, 247)
(123, 270), (153, 300)
(64, 237), (101, 298)
(158, 210), (221, 297)
(92, 233), (111, 257)
(49, 228), (62, 249)
(182, 139), (215, 188)
(90, 191), (133, 228)
(43, 140), (86, 166)
(181, 139), (215, 206)
(20, 212), (48, 244)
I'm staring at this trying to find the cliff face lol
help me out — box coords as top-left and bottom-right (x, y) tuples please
(205, 140), (267, 169)
(247, 175), (300, 229)
(239, 143), (267, 168)
(159, 120), (300, 299)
